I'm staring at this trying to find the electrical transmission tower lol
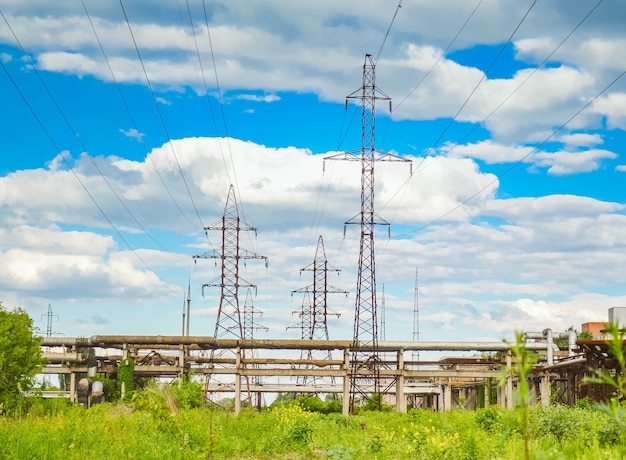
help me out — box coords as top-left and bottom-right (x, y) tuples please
(193, 185), (267, 403)
(242, 287), (267, 409)
(326, 54), (411, 412)
(290, 236), (346, 385)
(42, 304), (60, 339)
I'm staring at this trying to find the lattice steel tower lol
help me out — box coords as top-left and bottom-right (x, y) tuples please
(193, 185), (267, 344)
(326, 54), (411, 412)
(290, 236), (345, 385)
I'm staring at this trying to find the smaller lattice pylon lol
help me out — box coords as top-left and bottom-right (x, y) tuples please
(242, 288), (267, 409)
(290, 236), (346, 386)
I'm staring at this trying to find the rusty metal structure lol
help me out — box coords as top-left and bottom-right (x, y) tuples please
(41, 330), (604, 414)
(325, 53), (411, 412)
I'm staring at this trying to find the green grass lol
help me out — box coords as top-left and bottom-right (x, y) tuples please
(0, 400), (623, 459)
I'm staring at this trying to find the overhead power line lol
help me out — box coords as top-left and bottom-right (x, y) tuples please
(374, 0), (403, 64)
(119, 0), (207, 232)
(0, 49), (182, 293)
(379, 0), (604, 244)
(2, 8), (182, 258)
(82, 0), (201, 234)
(396, 65), (626, 239)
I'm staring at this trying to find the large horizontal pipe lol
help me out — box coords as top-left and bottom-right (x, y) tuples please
(40, 336), (559, 352)
(43, 352), (86, 363)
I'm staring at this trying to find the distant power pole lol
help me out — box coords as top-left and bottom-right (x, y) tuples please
(326, 54), (412, 412)
(42, 304), (59, 338)
(290, 236), (345, 385)
(380, 283), (386, 342)
(412, 268), (420, 363)
(242, 287), (267, 409)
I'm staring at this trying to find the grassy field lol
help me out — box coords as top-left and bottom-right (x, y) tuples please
(1, 396), (625, 460)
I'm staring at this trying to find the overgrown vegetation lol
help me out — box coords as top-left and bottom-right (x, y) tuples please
(583, 321), (626, 458)
(500, 331), (538, 460)
(0, 302), (46, 415)
(1, 396), (624, 459)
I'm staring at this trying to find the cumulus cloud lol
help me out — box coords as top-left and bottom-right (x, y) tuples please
(2, 1), (626, 340)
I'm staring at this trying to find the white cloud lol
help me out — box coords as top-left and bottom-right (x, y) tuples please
(559, 133), (603, 148)
(155, 96), (171, 105)
(119, 128), (145, 142)
(236, 93), (281, 103)
(591, 92), (626, 130)
(2, 2), (626, 340)
(533, 148), (617, 175)
(0, 52), (12, 63)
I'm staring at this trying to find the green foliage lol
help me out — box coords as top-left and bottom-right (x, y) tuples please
(360, 393), (393, 413)
(0, 403), (625, 459)
(583, 322), (626, 456)
(170, 376), (204, 410)
(291, 395), (342, 414)
(578, 329), (594, 341)
(0, 302), (46, 414)
(117, 357), (135, 401)
(499, 332), (538, 460)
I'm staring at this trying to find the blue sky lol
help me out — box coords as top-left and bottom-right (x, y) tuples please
(1, 0), (626, 344)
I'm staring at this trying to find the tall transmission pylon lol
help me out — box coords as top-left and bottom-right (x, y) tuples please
(326, 54), (412, 412)
(290, 236), (346, 385)
(412, 268), (420, 363)
(193, 185), (267, 402)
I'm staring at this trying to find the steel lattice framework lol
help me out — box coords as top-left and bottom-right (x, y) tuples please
(193, 185), (267, 347)
(290, 236), (345, 384)
(326, 54), (411, 412)
(193, 185), (267, 404)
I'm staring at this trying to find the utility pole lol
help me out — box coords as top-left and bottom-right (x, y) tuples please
(412, 268), (420, 363)
(380, 283), (386, 342)
(326, 54), (412, 412)
(182, 279), (191, 336)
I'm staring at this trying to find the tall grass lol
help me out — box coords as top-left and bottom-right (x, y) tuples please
(0, 398), (623, 459)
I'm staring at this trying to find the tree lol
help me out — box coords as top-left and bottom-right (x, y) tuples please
(0, 302), (45, 413)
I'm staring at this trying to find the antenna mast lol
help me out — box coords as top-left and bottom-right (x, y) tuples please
(325, 54), (411, 412)
(380, 284), (386, 342)
(412, 268), (420, 363)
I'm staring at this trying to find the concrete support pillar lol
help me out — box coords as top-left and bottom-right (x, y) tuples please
(121, 345), (129, 401)
(497, 383), (505, 408)
(69, 371), (76, 403)
(484, 383), (489, 408)
(234, 347), (242, 415)
(396, 348), (406, 413)
(178, 345), (185, 382)
(439, 380), (452, 412)
(540, 374), (551, 406)
(506, 350), (513, 409)
(342, 348), (350, 416)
